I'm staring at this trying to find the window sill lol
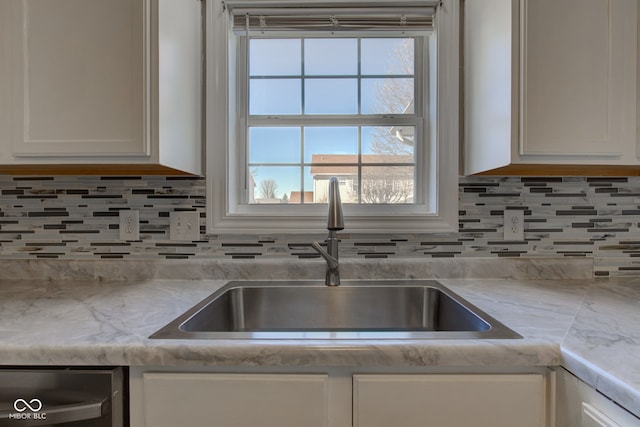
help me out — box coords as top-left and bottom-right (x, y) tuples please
(207, 205), (458, 235)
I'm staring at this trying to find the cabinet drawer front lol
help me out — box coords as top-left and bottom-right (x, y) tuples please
(353, 374), (545, 427)
(143, 373), (328, 427)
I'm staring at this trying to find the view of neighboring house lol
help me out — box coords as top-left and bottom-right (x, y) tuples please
(311, 154), (415, 204)
(289, 191), (314, 203)
(251, 153), (415, 204)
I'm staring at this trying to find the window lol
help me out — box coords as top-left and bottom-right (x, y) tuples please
(206, 0), (459, 234)
(247, 36), (420, 206)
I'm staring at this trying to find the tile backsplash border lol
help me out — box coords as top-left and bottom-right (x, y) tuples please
(1, 175), (640, 277)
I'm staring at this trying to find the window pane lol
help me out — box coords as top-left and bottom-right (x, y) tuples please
(361, 166), (415, 204)
(361, 38), (414, 75)
(249, 127), (301, 164)
(362, 126), (415, 162)
(361, 78), (414, 114)
(307, 174), (359, 205)
(304, 127), (358, 163)
(304, 166), (328, 204)
(250, 166), (301, 203)
(287, 174), (314, 203)
(305, 78), (358, 114)
(250, 79), (302, 115)
(250, 39), (301, 76)
(304, 39), (358, 75)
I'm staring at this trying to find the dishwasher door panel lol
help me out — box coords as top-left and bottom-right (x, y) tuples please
(0, 368), (123, 427)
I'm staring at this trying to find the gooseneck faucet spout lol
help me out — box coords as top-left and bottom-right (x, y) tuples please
(312, 177), (344, 286)
(326, 177), (344, 231)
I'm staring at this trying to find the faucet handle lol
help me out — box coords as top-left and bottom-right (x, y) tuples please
(312, 241), (340, 286)
(311, 241), (338, 269)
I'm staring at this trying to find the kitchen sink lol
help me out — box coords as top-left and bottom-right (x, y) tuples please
(149, 280), (522, 340)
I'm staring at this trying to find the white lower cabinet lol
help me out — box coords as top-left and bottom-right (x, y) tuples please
(142, 373), (329, 427)
(353, 374), (546, 427)
(556, 368), (640, 427)
(134, 370), (548, 427)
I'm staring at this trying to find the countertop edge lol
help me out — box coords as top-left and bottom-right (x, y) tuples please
(561, 348), (640, 418)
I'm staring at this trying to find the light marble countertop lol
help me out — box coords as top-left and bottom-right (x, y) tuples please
(0, 258), (638, 418)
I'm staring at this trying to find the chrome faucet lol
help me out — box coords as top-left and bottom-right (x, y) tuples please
(312, 177), (344, 286)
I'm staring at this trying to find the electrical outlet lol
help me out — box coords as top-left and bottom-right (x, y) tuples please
(119, 210), (140, 240)
(170, 211), (200, 241)
(504, 209), (525, 241)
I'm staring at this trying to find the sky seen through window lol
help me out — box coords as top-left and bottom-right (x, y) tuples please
(247, 37), (416, 203)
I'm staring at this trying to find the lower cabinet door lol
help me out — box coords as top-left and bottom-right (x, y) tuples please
(582, 402), (621, 427)
(556, 367), (639, 427)
(353, 374), (545, 427)
(143, 373), (328, 427)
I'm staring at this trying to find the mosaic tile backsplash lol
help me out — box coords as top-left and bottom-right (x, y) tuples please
(2, 175), (640, 276)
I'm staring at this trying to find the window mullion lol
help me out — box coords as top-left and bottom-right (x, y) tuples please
(357, 39), (362, 203)
(357, 37), (362, 116)
(300, 126), (305, 204)
(300, 38), (306, 115)
(247, 116), (420, 127)
(357, 126), (363, 203)
(300, 39), (306, 204)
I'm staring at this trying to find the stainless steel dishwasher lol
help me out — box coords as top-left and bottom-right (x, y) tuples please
(0, 367), (124, 427)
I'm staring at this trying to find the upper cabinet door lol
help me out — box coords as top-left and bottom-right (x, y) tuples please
(463, 0), (638, 175)
(521, 0), (635, 159)
(8, 0), (148, 158)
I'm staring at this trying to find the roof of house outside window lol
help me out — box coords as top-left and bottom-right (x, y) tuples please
(310, 154), (414, 176)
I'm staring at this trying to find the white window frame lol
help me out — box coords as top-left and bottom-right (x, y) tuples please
(206, 0), (459, 234)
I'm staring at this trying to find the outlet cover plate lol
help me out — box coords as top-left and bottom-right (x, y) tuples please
(119, 210), (140, 241)
(170, 211), (200, 241)
(504, 209), (525, 241)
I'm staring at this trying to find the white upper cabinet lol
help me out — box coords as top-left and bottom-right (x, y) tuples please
(0, 0), (202, 175)
(463, 0), (638, 175)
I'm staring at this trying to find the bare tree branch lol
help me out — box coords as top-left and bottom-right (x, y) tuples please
(259, 179), (278, 199)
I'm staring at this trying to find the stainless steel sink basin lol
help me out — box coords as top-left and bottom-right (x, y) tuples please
(150, 280), (522, 340)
